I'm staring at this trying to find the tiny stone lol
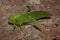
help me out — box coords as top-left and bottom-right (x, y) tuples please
(41, 4), (44, 6)
(44, 29), (50, 32)
(47, 6), (50, 9)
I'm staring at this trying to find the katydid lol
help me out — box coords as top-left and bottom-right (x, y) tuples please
(8, 10), (51, 31)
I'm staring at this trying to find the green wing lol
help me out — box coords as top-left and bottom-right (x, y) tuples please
(15, 10), (51, 25)
(28, 10), (51, 19)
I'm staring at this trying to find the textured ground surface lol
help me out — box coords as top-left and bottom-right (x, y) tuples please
(0, 0), (60, 40)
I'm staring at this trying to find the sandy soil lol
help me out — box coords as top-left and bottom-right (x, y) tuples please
(0, 0), (60, 40)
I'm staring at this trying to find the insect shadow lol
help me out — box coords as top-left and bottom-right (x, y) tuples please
(37, 17), (51, 20)
(8, 22), (14, 25)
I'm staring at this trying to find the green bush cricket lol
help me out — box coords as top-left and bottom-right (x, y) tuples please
(8, 10), (51, 31)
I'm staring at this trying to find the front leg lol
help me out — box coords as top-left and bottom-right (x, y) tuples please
(13, 25), (16, 30)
